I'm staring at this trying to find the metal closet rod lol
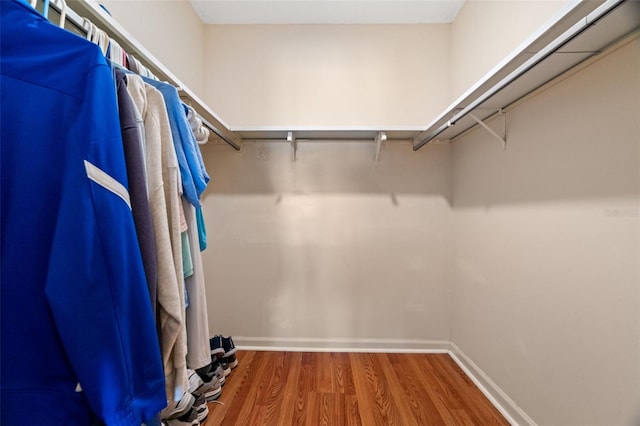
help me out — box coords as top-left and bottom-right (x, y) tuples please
(413, 0), (626, 151)
(46, 0), (241, 150)
(241, 138), (390, 142)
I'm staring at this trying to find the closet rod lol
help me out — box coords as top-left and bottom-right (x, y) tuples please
(62, 0), (241, 150)
(412, 0), (628, 150)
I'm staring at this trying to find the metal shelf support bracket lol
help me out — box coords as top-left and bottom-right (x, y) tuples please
(288, 132), (296, 162)
(374, 132), (387, 164)
(468, 110), (507, 150)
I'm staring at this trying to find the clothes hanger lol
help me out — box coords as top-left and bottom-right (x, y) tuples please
(29, 0), (67, 27)
(30, 0), (50, 18)
(57, 0), (66, 28)
(82, 19), (110, 58)
(108, 39), (123, 67)
(84, 18), (94, 40)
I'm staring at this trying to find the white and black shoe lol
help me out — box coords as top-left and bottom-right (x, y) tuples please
(209, 336), (225, 358)
(209, 363), (226, 386)
(214, 359), (231, 377)
(220, 336), (238, 357)
(192, 393), (209, 423)
(165, 406), (200, 426)
(222, 353), (238, 370)
(161, 391), (195, 421)
(189, 368), (222, 402)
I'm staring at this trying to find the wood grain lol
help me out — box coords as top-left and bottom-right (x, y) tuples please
(202, 351), (509, 426)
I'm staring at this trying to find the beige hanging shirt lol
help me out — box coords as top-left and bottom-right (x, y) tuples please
(126, 75), (188, 403)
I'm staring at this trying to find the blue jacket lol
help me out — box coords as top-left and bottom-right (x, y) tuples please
(0, 1), (166, 424)
(144, 79), (210, 207)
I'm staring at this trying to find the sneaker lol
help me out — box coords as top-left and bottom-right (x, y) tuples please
(192, 393), (209, 423)
(164, 417), (198, 426)
(220, 336), (238, 357)
(202, 377), (223, 402)
(222, 353), (238, 370)
(209, 336), (225, 357)
(195, 363), (211, 379)
(209, 362), (227, 386)
(195, 363), (225, 387)
(162, 391), (195, 420)
(187, 369), (205, 394)
(215, 359), (231, 377)
(189, 369), (221, 398)
(191, 369), (222, 402)
(207, 358), (229, 377)
(165, 406), (200, 426)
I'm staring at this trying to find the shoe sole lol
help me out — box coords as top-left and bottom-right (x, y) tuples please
(196, 406), (209, 422)
(205, 388), (222, 402)
(227, 358), (238, 369)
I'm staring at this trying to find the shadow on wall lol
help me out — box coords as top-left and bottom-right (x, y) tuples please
(200, 140), (453, 200)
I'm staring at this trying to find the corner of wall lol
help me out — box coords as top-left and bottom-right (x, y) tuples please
(448, 342), (537, 426)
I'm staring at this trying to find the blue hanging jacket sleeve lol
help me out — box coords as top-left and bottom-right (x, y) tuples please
(43, 63), (166, 425)
(0, 1), (166, 424)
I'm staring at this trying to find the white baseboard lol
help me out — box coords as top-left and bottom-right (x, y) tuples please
(234, 336), (450, 353)
(448, 342), (537, 426)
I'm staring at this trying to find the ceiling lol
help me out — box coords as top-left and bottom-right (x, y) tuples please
(189, 0), (465, 25)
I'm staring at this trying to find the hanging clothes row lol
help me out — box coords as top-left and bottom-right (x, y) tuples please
(0, 1), (215, 424)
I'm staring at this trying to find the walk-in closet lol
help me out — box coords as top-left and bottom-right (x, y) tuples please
(1, 0), (638, 425)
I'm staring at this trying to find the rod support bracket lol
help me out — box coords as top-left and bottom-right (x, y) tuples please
(287, 131), (296, 162)
(374, 132), (387, 164)
(469, 111), (507, 150)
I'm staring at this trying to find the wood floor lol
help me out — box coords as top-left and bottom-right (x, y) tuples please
(202, 351), (508, 425)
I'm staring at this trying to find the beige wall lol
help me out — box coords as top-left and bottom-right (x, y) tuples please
(98, 1), (575, 127)
(200, 141), (453, 345)
(99, 0), (205, 94)
(203, 24), (450, 128)
(451, 37), (640, 425)
(449, 0), (572, 102)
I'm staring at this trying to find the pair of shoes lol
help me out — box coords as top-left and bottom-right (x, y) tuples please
(212, 358), (231, 377)
(224, 353), (238, 370)
(189, 369), (222, 403)
(192, 393), (209, 423)
(196, 361), (226, 387)
(209, 361), (228, 385)
(209, 336), (225, 357)
(161, 387), (207, 425)
(164, 405), (200, 426)
(210, 335), (239, 370)
(161, 391), (195, 420)
(209, 335), (237, 358)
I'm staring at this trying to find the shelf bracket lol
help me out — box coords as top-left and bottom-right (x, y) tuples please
(468, 110), (506, 150)
(374, 132), (387, 164)
(287, 132), (296, 162)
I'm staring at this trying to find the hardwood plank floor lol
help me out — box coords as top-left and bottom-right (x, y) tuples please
(202, 351), (508, 426)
